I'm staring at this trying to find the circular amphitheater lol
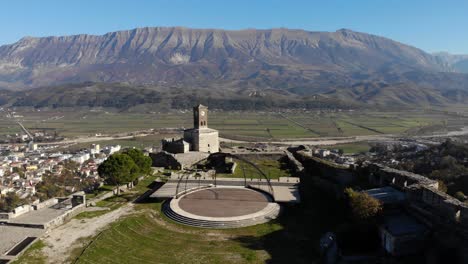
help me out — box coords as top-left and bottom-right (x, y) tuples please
(163, 186), (281, 228)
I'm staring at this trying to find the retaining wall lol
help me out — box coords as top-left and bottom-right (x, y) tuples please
(32, 198), (58, 210)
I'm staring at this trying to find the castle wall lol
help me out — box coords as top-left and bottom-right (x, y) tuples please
(149, 152), (182, 170)
(289, 147), (468, 231)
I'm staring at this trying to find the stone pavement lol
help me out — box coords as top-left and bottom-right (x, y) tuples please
(0, 226), (43, 257)
(151, 176), (300, 203)
(8, 207), (70, 226)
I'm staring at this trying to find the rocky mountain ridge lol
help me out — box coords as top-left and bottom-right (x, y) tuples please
(1, 27), (468, 108)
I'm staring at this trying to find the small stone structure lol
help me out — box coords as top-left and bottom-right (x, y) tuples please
(162, 104), (219, 154)
(161, 138), (189, 154)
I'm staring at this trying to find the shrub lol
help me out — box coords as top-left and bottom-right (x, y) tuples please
(344, 188), (382, 222)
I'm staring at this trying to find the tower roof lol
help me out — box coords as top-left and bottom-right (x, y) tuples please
(195, 104), (207, 108)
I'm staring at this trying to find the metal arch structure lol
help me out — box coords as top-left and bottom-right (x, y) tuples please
(174, 152), (275, 199)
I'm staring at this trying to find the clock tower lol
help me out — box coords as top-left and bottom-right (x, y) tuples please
(194, 104), (208, 129)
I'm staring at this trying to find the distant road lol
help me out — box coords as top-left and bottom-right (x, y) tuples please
(4, 126), (468, 148)
(17, 122), (34, 140)
(219, 135), (392, 146)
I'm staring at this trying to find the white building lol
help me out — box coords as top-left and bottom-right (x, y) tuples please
(71, 153), (91, 164)
(104, 145), (121, 155)
(90, 144), (101, 154)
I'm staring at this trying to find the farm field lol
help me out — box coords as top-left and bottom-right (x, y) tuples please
(1, 109), (468, 141)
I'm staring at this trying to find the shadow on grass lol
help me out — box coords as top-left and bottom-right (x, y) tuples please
(232, 188), (347, 264)
(133, 181), (165, 204)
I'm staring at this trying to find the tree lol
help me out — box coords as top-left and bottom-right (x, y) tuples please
(437, 180), (448, 193)
(123, 149), (152, 175)
(0, 193), (24, 212)
(345, 188), (382, 222)
(454, 191), (466, 202)
(98, 153), (139, 195)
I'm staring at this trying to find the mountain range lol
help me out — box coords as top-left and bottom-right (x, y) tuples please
(1, 27), (468, 109)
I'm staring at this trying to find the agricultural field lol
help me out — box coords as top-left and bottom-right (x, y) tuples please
(1, 108), (468, 141)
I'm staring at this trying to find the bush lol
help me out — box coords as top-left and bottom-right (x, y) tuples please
(344, 188), (382, 222)
(0, 193), (25, 212)
(454, 191), (466, 202)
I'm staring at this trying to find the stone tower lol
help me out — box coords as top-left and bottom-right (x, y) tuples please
(193, 104), (208, 129)
(182, 104), (219, 153)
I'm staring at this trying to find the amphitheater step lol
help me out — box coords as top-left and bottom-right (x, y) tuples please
(162, 201), (280, 229)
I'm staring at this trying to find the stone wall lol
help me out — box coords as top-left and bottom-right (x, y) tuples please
(365, 163), (439, 190)
(284, 150), (304, 173)
(162, 138), (189, 154)
(11, 205), (33, 218)
(0, 199), (59, 220)
(294, 150), (355, 187)
(32, 198), (58, 210)
(42, 203), (86, 230)
(150, 151), (181, 170)
(289, 147), (468, 229)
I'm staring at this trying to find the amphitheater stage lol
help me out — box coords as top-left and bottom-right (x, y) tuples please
(163, 186), (281, 228)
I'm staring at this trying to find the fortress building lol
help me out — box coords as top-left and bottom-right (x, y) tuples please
(162, 104), (219, 154)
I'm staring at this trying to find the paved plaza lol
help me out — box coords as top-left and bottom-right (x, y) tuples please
(0, 226), (43, 256)
(8, 207), (70, 226)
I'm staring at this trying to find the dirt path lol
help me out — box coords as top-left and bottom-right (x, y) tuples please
(41, 203), (135, 264)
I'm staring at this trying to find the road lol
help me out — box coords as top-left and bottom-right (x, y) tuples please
(17, 122), (33, 140)
(219, 134), (392, 146)
(5, 126), (468, 148)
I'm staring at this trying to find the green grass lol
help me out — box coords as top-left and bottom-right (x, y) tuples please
(217, 158), (292, 180)
(75, 195), (129, 220)
(74, 211), (280, 264)
(77, 175), (158, 219)
(10, 240), (47, 264)
(72, 184), (347, 264)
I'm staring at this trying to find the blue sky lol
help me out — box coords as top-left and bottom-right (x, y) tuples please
(1, 0), (467, 54)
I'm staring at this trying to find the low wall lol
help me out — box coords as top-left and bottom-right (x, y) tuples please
(0, 199), (60, 220)
(365, 163), (439, 190)
(294, 150), (355, 187)
(32, 198), (58, 210)
(42, 203), (86, 230)
(284, 150), (304, 173)
(0, 212), (13, 220)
